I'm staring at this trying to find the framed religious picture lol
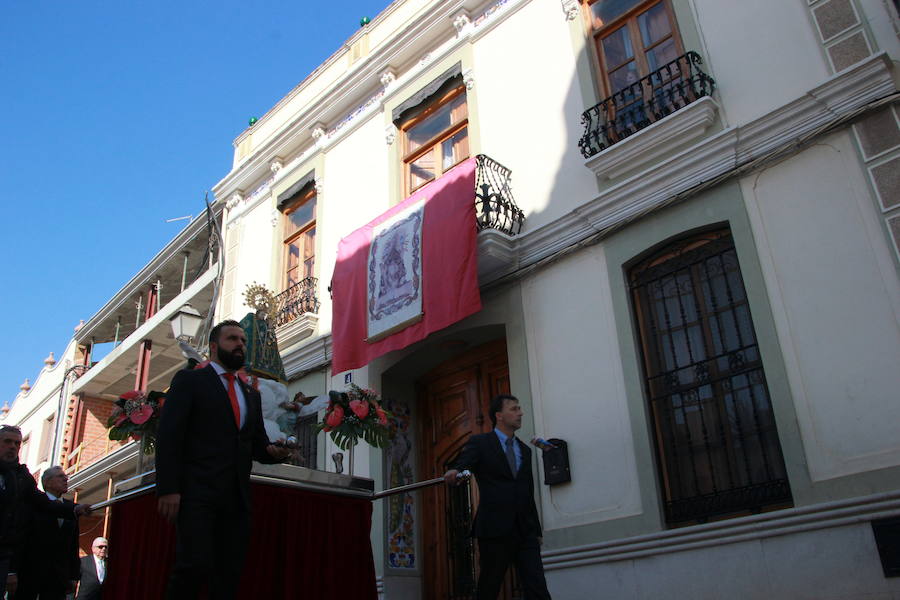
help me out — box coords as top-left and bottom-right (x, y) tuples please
(366, 200), (425, 341)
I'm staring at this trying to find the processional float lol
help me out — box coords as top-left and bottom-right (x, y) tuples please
(92, 289), (468, 600)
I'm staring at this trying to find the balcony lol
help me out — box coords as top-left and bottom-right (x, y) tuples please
(474, 154), (525, 282)
(474, 154), (524, 236)
(274, 277), (321, 348)
(578, 52), (716, 160)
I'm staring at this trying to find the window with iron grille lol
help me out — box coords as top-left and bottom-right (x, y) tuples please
(628, 229), (792, 525)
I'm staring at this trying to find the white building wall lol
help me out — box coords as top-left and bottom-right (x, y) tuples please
(521, 245), (643, 529)
(691, 0), (831, 126)
(742, 131), (900, 482)
(471, 0), (598, 230)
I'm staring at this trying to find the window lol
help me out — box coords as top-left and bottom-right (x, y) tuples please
(401, 84), (469, 195)
(589, 0), (683, 97)
(20, 434), (30, 466)
(283, 187), (316, 290)
(38, 415), (55, 463)
(629, 229), (792, 525)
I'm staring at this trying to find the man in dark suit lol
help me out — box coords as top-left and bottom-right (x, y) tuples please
(444, 394), (552, 600)
(75, 537), (107, 600)
(156, 320), (290, 599)
(15, 466), (80, 600)
(0, 425), (90, 598)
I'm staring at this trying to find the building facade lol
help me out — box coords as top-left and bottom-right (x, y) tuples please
(210, 0), (900, 597)
(6, 0), (899, 597)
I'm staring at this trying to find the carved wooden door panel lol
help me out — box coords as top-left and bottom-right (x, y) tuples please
(417, 340), (511, 600)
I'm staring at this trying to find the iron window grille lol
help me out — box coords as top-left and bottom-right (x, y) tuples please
(629, 230), (792, 525)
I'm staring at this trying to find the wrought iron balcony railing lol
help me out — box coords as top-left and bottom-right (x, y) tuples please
(578, 51), (716, 159)
(475, 154), (524, 236)
(274, 277), (320, 327)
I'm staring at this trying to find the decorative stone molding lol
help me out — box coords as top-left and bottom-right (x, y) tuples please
(380, 69), (396, 88)
(477, 229), (519, 283)
(44, 352), (56, 367)
(226, 192), (244, 210)
(385, 124), (397, 145)
(311, 124), (326, 143)
(20, 378), (30, 392)
(585, 97), (720, 180)
(271, 209), (280, 228)
(276, 313), (320, 352)
(561, 0), (580, 20)
(419, 53), (432, 67)
(463, 68), (476, 90)
(453, 13), (472, 35)
(314, 178), (324, 196)
(269, 159), (283, 175)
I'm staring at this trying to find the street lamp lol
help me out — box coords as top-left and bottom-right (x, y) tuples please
(169, 304), (203, 342)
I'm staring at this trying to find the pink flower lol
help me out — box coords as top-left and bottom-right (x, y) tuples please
(114, 412), (128, 427)
(120, 390), (142, 401)
(130, 404), (154, 425)
(349, 399), (369, 419)
(375, 407), (388, 426)
(325, 405), (345, 429)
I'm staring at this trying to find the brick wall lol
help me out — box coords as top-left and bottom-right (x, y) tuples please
(67, 395), (126, 472)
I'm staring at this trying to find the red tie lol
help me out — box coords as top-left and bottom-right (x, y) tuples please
(222, 372), (241, 428)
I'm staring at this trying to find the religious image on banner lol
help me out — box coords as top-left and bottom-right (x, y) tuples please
(367, 200), (424, 341)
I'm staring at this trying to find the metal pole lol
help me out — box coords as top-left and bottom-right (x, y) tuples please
(372, 470), (470, 500)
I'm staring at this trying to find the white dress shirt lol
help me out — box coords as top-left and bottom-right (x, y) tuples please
(210, 361), (247, 428)
(94, 555), (106, 583)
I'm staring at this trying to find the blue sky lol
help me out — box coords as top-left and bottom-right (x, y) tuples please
(0, 0), (390, 405)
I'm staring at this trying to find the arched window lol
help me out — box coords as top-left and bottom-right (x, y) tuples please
(629, 229), (792, 525)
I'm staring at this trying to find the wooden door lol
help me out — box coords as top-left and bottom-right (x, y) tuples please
(417, 340), (510, 600)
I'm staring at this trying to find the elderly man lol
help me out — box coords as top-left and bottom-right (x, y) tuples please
(156, 320), (290, 599)
(75, 537), (108, 600)
(0, 425), (90, 597)
(16, 466), (81, 600)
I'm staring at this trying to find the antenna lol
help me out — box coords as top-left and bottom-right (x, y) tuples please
(165, 215), (193, 223)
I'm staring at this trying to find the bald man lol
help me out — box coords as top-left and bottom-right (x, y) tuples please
(75, 537), (107, 600)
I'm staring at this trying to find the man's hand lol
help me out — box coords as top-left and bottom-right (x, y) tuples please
(443, 469), (461, 486)
(6, 573), (17, 595)
(74, 503), (92, 517)
(158, 493), (181, 522)
(266, 444), (292, 461)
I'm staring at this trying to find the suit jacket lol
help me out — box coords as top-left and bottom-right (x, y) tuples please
(453, 432), (542, 539)
(156, 365), (279, 509)
(75, 555), (103, 600)
(0, 464), (78, 567)
(18, 494), (80, 592)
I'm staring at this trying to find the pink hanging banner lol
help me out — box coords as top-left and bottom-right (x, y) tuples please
(331, 158), (481, 373)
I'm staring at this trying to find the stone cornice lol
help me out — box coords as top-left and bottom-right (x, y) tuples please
(212, 0), (532, 205)
(282, 333), (333, 380)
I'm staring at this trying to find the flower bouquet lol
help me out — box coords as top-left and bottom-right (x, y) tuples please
(107, 390), (166, 454)
(317, 384), (392, 451)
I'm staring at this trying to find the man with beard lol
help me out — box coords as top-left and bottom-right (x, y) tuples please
(156, 320), (290, 599)
(0, 426), (90, 597)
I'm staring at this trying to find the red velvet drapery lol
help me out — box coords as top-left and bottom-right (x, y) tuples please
(104, 483), (377, 599)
